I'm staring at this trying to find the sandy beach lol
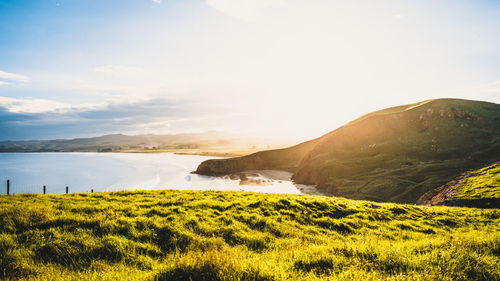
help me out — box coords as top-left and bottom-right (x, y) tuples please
(236, 170), (328, 196)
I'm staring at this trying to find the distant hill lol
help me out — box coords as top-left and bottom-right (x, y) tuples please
(0, 132), (225, 152)
(0, 132), (289, 155)
(196, 99), (500, 203)
(417, 163), (499, 208)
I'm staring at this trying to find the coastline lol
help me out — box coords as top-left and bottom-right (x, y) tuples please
(124, 148), (255, 157)
(0, 149), (254, 158)
(226, 169), (328, 196)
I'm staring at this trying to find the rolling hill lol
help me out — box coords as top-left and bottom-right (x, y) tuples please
(196, 99), (500, 203)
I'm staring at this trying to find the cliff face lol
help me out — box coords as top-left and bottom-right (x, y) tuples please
(196, 137), (321, 175)
(196, 155), (269, 176)
(196, 99), (500, 203)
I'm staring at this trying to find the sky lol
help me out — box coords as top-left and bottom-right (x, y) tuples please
(0, 0), (499, 141)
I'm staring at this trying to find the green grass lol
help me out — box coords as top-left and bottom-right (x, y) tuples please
(0, 190), (499, 280)
(452, 163), (500, 200)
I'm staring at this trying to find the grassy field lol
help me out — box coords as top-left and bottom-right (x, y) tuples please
(0, 190), (499, 281)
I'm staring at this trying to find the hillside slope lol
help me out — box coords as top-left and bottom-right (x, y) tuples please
(417, 163), (500, 208)
(196, 99), (500, 203)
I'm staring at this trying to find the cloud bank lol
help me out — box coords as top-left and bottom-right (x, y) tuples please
(0, 97), (226, 140)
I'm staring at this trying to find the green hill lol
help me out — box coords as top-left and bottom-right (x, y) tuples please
(417, 163), (500, 208)
(0, 190), (499, 280)
(196, 99), (500, 203)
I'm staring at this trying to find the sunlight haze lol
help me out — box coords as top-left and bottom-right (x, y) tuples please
(0, 0), (499, 140)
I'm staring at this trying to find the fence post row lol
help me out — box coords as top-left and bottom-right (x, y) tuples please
(3, 182), (96, 195)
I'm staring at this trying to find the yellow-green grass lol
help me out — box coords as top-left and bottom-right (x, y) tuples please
(0, 190), (499, 280)
(452, 163), (500, 200)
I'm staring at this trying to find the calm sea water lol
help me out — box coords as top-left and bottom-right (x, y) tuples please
(0, 153), (309, 195)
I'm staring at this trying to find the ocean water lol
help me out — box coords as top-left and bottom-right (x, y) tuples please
(0, 153), (313, 195)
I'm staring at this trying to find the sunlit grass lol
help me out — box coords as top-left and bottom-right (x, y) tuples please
(0, 190), (498, 280)
(452, 163), (500, 200)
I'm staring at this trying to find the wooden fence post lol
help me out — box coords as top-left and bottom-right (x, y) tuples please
(91, 189), (93, 193)
(6, 180), (10, 195)
(43, 185), (46, 194)
(66, 186), (68, 194)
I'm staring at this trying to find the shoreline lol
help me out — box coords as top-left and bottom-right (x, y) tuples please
(0, 150), (252, 158)
(224, 169), (329, 196)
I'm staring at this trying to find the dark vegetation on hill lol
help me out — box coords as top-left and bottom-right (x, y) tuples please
(0, 132), (290, 156)
(0, 190), (499, 280)
(196, 99), (500, 203)
(0, 132), (228, 152)
(417, 163), (500, 208)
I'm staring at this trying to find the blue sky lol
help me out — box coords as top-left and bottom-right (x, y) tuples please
(1, 0), (500, 140)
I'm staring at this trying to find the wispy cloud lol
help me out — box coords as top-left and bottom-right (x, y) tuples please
(205, 0), (285, 21)
(477, 80), (500, 93)
(151, 0), (162, 4)
(94, 64), (147, 77)
(447, 80), (500, 103)
(0, 69), (29, 85)
(392, 13), (407, 20)
(0, 97), (69, 114)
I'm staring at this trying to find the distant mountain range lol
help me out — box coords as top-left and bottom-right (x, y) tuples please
(0, 131), (221, 152)
(0, 132), (287, 154)
(196, 99), (500, 203)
